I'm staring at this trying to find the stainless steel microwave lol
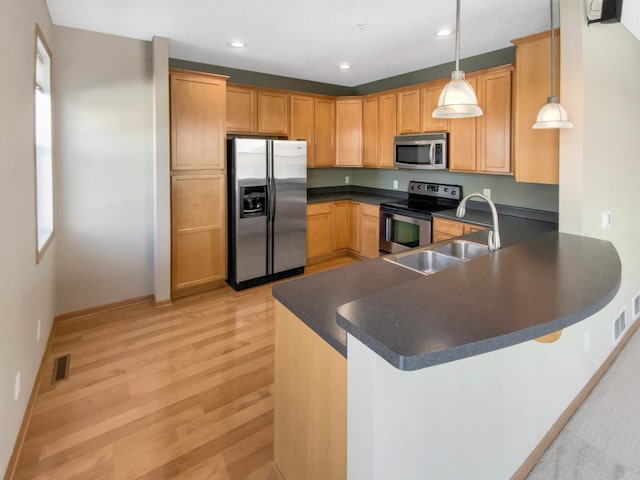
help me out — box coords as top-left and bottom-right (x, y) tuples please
(394, 133), (448, 169)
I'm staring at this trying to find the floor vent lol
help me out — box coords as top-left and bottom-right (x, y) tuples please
(613, 308), (626, 343)
(633, 293), (640, 320)
(52, 354), (71, 384)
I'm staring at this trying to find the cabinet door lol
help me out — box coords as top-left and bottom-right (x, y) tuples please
(306, 203), (332, 261)
(226, 84), (256, 133)
(331, 202), (349, 251)
(360, 203), (380, 258)
(512, 30), (560, 184)
(290, 95), (315, 167)
(335, 98), (363, 167)
(348, 202), (360, 252)
(477, 67), (512, 174)
(170, 72), (227, 170)
(378, 93), (397, 168)
(448, 76), (477, 172)
(171, 174), (226, 291)
(314, 98), (336, 167)
(432, 217), (466, 239)
(362, 96), (378, 167)
(421, 80), (450, 132)
(396, 88), (421, 134)
(257, 91), (289, 135)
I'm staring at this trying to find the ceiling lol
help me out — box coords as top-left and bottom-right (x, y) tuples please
(47, 0), (559, 87)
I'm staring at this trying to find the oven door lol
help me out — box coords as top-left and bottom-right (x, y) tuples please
(379, 210), (432, 254)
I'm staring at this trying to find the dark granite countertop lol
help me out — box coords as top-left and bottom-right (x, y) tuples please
(272, 206), (621, 371)
(307, 186), (403, 206)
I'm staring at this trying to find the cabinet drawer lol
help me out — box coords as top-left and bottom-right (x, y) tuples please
(432, 218), (465, 237)
(307, 202), (331, 215)
(360, 202), (379, 218)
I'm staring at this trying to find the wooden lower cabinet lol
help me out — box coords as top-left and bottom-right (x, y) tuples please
(360, 203), (380, 258)
(171, 173), (226, 293)
(306, 203), (332, 262)
(307, 201), (380, 263)
(432, 217), (486, 243)
(274, 301), (347, 480)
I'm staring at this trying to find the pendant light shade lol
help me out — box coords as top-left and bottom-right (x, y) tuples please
(433, 0), (482, 119)
(533, 0), (573, 129)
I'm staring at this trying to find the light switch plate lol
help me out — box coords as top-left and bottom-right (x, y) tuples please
(393, 180), (399, 189)
(601, 210), (611, 230)
(344, 175), (350, 184)
(483, 188), (491, 199)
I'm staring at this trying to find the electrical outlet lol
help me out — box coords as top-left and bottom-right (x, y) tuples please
(584, 329), (591, 352)
(393, 180), (399, 189)
(601, 210), (611, 230)
(483, 188), (491, 199)
(14, 372), (21, 400)
(344, 175), (350, 184)
(37, 318), (42, 342)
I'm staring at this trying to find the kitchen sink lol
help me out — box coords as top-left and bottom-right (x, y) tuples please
(383, 240), (490, 275)
(434, 240), (489, 260)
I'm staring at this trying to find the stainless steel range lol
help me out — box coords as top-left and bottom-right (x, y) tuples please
(379, 181), (462, 254)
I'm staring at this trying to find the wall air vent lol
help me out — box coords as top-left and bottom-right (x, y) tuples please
(613, 308), (626, 343)
(51, 354), (71, 384)
(633, 293), (640, 320)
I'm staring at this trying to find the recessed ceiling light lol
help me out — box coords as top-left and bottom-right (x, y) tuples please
(339, 64), (351, 70)
(229, 41), (245, 48)
(436, 28), (453, 37)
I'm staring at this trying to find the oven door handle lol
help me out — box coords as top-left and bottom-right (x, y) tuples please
(385, 217), (392, 242)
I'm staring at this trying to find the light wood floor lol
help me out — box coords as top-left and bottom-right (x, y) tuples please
(11, 256), (358, 480)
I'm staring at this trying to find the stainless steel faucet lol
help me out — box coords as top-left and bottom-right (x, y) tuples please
(456, 193), (501, 251)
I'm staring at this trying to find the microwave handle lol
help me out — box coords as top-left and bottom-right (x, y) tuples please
(430, 143), (435, 165)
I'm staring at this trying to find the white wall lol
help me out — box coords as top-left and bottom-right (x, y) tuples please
(347, 2), (640, 478)
(54, 26), (155, 314)
(0, 0), (56, 475)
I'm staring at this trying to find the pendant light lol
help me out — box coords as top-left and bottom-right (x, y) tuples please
(432, 0), (482, 119)
(533, 0), (573, 129)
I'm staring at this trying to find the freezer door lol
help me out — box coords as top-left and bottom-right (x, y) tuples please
(271, 140), (307, 274)
(233, 139), (268, 282)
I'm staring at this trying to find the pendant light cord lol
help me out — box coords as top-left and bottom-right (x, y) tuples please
(550, 0), (556, 98)
(455, 0), (461, 71)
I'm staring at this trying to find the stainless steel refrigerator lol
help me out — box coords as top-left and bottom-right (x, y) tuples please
(227, 138), (307, 290)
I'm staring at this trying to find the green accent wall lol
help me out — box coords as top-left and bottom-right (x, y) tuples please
(169, 58), (355, 96)
(353, 47), (516, 95)
(170, 46), (515, 96)
(309, 168), (559, 213)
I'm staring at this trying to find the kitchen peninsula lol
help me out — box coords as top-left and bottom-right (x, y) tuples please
(272, 212), (621, 479)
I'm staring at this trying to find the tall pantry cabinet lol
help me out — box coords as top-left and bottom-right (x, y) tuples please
(169, 69), (229, 296)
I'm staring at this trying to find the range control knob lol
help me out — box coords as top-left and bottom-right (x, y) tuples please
(452, 190), (457, 195)
(444, 188), (449, 192)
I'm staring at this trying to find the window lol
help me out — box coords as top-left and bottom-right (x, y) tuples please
(35, 26), (54, 263)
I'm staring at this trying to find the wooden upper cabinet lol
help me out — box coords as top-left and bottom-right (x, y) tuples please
(257, 90), (289, 135)
(362, 96), (378, 167)
(448, 76), (478, 172)
(378, 93), (397, 168)
(335, 97), (363, 167)
(448, 66), (513, 175)
(477, 66), (512, 174)
(315, 97), (336, 167)
(290, 95), (315, 167)
(421, 80), (450, 132)
(226, 84), (288, 135)
(512, 30), (560, 184)
(170, 70), (228, 171)
(396, 88), (421, 134)
(226, 84), (256, 133)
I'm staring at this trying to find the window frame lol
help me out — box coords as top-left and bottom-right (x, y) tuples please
(34, 24), (54, 264)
